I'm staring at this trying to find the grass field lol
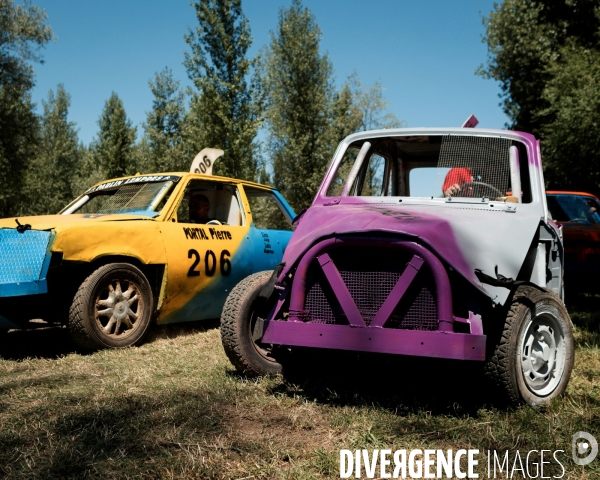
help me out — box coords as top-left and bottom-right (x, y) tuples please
(0, 293), (598, 479)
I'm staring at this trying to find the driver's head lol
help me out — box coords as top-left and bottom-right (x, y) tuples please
(189, 193), (210, 223)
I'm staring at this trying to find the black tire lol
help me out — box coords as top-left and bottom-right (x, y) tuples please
(485, 286), (574, 406)
(220, 271), (282, 377)
(68, 263), (154, 350)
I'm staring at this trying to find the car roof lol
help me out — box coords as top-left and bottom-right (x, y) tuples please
(546, 190), (600, 200)
(87, 172), (277, 192)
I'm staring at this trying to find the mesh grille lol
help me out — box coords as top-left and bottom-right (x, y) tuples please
(97, 182), (167, 214)
(438, 136), (512, 197)
(304, 247), (438, 330)
(0, 229), (51, 284)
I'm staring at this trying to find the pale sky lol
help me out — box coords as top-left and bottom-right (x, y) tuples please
(31, 0), (508, 146)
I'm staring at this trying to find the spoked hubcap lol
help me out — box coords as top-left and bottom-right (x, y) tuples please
(520, 312), (566, 396)
(95, 280), (143, 337)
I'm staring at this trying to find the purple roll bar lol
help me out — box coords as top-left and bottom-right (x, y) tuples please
(287, 236), (454, 331)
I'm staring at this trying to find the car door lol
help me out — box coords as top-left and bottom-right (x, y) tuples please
(241, 186), (295, 272)
(158, 178), (254, 324)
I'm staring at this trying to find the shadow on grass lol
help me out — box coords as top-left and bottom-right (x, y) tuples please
(0, 388), (237, 478)
(0, 319), (220, 361)
(0, 326), (79, 360)
(261, 349), (499, 416)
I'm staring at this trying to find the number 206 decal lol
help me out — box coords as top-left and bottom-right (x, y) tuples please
(187, 249), (231, 277)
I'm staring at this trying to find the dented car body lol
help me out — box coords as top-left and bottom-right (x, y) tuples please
(221, 128), (574, 406)
(0, 172), (294, 350)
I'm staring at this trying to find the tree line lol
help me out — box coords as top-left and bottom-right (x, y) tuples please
(0, 0), (401, 218)
(3, 0), (599, 220)
(479, 0), (600, 196)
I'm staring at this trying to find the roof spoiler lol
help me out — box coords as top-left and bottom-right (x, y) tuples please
(190, 148), (224, 176)
(461, 114), (479, 128)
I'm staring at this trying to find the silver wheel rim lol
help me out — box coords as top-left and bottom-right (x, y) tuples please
(95, 279), (143, 338)
(519, 308), (566, 396)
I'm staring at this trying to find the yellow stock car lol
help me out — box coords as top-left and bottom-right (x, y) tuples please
(0, 173), (295, 350)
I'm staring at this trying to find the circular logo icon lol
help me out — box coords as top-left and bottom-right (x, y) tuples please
(572, 432), (598, 466)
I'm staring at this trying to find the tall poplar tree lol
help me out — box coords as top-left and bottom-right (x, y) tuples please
(263, 0), (334, 212)
(184, 0), (262, 181)
(140, 67), (188, 173)
(93, 92), (137, 179)
(25, 84), (80, 214)
(0, 0), (53, 216)
(480, 0), (600, 193)
(479, 0), (599, 134)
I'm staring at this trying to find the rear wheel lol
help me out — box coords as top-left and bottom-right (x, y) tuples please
(220, 271), (282, 377)
(485, 286), (574, 406)
(68, 263), (154, 350)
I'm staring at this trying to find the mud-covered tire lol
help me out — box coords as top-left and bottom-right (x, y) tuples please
(484, 286), (574, 406)
(68, 263), (154, 350)
(220, 271), (282, 377)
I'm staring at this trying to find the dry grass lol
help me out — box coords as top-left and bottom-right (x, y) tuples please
(0, 295), (598, 479)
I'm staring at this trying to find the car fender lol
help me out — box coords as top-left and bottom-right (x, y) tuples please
(51, 220), (168, 265)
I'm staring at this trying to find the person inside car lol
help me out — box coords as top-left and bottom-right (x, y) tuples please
(189, 193), (212, 224)
(442, 167), (473, 197)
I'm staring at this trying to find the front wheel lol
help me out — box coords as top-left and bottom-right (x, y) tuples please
(220, 271), (282, 377)
(68, 263), (154, 350)
(485, 286), (574, 406)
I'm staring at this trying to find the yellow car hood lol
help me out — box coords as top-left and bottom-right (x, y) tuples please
(0, 214), (155, 232)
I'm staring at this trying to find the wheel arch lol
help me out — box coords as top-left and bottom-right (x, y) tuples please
(46, 254), (166, 322)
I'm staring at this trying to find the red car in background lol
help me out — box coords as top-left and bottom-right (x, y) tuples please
(546, 191), (600, 282)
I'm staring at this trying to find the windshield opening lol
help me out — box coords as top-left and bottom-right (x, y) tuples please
(62, 180), (176, 216)
(327, 135), (531, 203)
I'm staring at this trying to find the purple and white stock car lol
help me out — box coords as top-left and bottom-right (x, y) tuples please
(220, 126), (574, 406)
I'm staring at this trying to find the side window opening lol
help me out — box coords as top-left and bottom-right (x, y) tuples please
(327, 146), (360, 196)
(356, 153), (392, 196)
(244, 188), (293, 231)
(176, 180), (243, 226)
(326, 143), (395, 197)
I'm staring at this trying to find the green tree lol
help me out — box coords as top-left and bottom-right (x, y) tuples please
(93, 92), (137, 179)
(479, 0), (599, 133)
(480, 0), (600, 194)
(0, 0), (53, 216)
(349, 74), (403, 131)
(25, 84), (81, 214)
(537, 45), (600, 193)
(329, 82), (362, 144)
(140, 68), (188, 173)
(184, 0), (262, 181)
(262, 0), (334, 212)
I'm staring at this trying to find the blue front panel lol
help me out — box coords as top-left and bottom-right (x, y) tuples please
(0, 229), (53, 297)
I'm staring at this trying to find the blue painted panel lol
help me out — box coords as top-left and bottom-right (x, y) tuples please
(160, 231), (256, 324)
(0, 229), (54, 297)
(250, 227), (293, 272)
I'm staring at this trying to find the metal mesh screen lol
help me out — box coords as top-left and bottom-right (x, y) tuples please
(304, 247), (438, 330)
(97, 182), (167, 214)
(438, 136), (512, 197)
(0, 229), (51, 284)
